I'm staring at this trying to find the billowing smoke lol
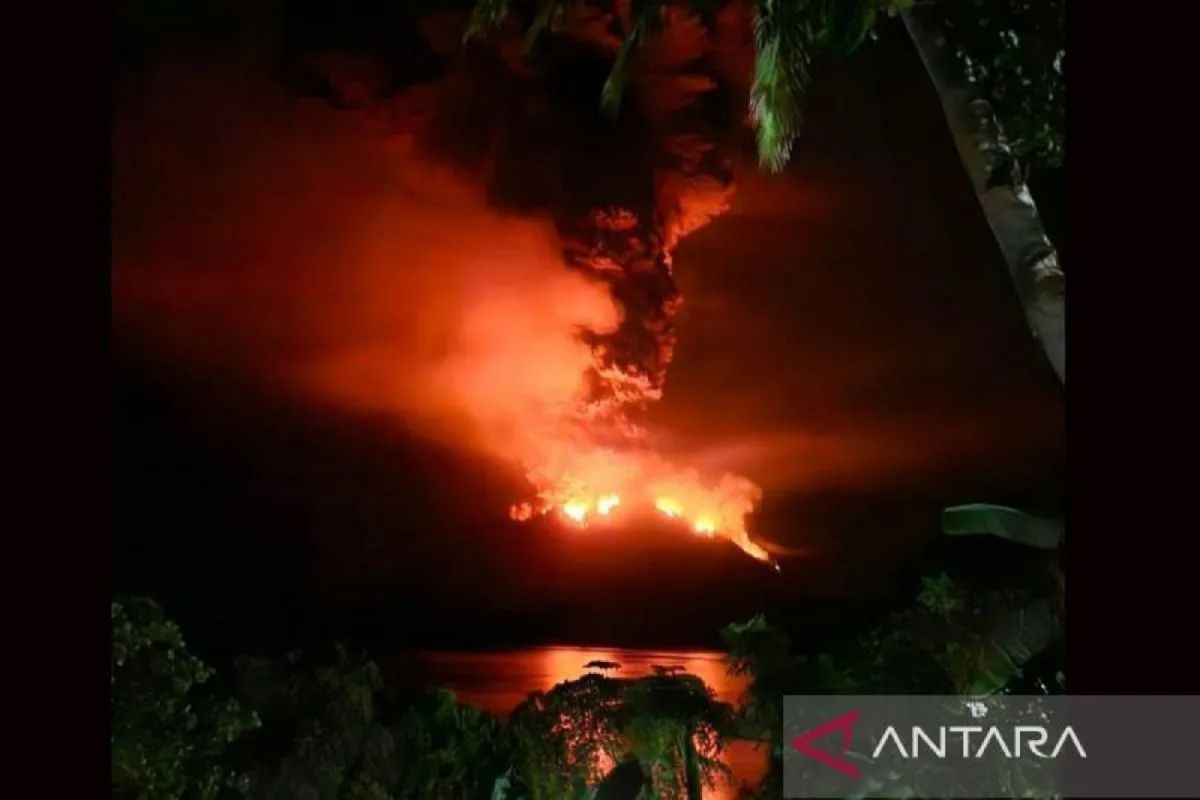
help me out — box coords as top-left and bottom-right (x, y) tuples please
(113, 2), (771, 561)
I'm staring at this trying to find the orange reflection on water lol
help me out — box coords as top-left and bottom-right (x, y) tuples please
(534, 645), (746, 704)
(405, 646), (765, 798)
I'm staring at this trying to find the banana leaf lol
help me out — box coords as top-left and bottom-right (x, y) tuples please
(967, 597), (1061, 695)
(941, 503), (1062, 550)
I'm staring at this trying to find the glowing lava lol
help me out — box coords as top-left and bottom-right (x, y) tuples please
(562, 501), (590, 525)
(655, 497), (684, 518)
(513, 444), (770, 563)
(597, 494), (621, 515)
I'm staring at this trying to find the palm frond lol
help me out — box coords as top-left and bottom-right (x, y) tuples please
(750, 0), (813, 172)
(463, 0), (512, 44)
(599, 0), (665, 119)
(814, 0), (878, 54)
(523, 0), (568, 54)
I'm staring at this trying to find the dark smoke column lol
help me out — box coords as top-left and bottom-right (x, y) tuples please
(524, 4), (741, 430)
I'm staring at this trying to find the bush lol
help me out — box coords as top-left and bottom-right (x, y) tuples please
(111, 598), (261, 800)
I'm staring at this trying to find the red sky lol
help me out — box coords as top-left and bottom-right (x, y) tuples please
(112, 6), (1062, 644)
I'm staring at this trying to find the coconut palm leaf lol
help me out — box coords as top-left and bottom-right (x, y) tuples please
(813, 0), (877, 54)
(464, 0), (512, 43)
(523, 0), (569, 53)
(599, 0), (665, 118)
(750, 0), (813, 172)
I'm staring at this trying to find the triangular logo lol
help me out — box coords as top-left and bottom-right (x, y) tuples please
(790, 709), (861, 778)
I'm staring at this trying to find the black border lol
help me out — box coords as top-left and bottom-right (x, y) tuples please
(1065, 3), (1196, 693)
(15, 1), (1200, 797)
(16, 0), (112, 791)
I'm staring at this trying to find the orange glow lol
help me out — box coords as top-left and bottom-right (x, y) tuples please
(518, 452), (769, 562)
(509, 502), (534, 521)
(656, 497), (684, 518)
(412, 646), (765, 799)
(596, 494), (621, 515)
(561, 501), (590, 525)
(112, 34), (773, 568)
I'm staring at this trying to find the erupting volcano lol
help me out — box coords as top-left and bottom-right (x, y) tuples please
(114, 1), (778, 566)
(457, 3), (773, 563)
(493, 166), (770, 562)
(510, 445), (768, 563)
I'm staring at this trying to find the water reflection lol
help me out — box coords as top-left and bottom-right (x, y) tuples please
(395, 646), (766, 799)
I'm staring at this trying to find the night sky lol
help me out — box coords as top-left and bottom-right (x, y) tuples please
(113, 1), (1062, 659)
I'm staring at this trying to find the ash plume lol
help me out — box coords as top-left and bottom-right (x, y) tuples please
(113, 1), (771, 561)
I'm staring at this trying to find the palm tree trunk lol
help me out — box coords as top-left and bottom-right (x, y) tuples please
(901, 6), (1065, 384)
(680, 728), (703, 800)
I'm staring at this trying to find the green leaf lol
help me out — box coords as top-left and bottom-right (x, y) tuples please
(916, 572), (963, 615)
(941, 503), (1063, 550)
(464, 0), (511, 44)
(881, 0), (915, 17)
(814, 0), (877, 54)
(966, 598), (1061, 695)
(599, 1), (664, 119)
(750, 0), (812, 172)
(523, 0), (566, 54)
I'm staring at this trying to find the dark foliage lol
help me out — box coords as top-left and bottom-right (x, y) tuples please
(936, 0), (1065, 172)
(113, 567), (1059, 798)
(111, 598), (261, 800)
